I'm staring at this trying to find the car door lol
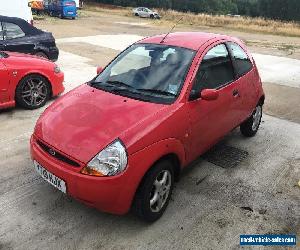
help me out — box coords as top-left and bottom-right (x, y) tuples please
(186, 43), (243, 160)
(0, 59), (10, 104)
(144, 8), (151, 18)
(3, 22), (34, 54)
(140, 8), (148, 17)
(227, 42), (258, 122)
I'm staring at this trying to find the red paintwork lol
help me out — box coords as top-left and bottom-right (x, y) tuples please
(0, 52), (64, 109)
(201, 89), (219, 101)
(30, 32), (264, 215)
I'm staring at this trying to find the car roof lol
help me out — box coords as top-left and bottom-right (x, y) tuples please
(138, 32), (232, 51)
(0, 15), (43, 36)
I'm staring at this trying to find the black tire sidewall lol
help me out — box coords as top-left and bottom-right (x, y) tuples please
(133, 161), (174, 222)
(240, 104), (262, 137)
(35, 51), (49, 59)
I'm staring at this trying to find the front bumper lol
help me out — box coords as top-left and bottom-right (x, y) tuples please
(50, 71), (65, 96)
(30, 136), (136, 215)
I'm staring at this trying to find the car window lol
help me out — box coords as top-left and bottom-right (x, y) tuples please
(3, 22), (25, 40)
(190, 44), (235, 97)
(227, 42), (253, 77)
(93, 44), (196, 104)
(111, 46), (151, 76)
(0, 23), (4, 41)
(160, 48), (176, 62)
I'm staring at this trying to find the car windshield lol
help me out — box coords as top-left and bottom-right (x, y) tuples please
(91, 44), (196, 104)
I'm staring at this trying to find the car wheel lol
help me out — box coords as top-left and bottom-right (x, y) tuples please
(240, 104), (263, 137)
(35, 51), (49, 59)
(150, 14), (154, 19)
(135, 13), (139, 16)
(133, 160), (174, 222)
(15, 74), (51, 110)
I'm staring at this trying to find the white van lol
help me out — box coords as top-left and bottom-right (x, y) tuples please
(0, 0), (33, 24)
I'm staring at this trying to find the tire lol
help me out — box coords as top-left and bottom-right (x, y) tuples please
(133, 160), (174, 222)
(35, 51), (49, 59)
(135, 13), (139, 17)
(150, 14), (154, 19)
(240, 104), (263, 137)
(15, 74), (51, 110)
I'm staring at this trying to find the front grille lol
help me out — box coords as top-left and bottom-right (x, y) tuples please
(37, 140), (81, 168)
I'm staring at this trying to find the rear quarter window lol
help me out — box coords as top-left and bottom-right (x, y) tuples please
(227, 42), (253, 77)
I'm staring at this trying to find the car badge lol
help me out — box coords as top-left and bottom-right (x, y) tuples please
(48, 148), (56, 156)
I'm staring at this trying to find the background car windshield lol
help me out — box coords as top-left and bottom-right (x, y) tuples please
(93, 44), (195, 102)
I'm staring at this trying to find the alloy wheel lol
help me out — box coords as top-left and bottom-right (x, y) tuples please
(21, 77), (48, 107)
(252, 105), (262, 131)
(150, 170), (172, 213)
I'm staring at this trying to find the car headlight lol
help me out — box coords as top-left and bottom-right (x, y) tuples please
(54, 65), (61, 74)
(81, 139), (128, 177)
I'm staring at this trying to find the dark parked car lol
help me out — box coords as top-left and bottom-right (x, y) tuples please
(0, 15), (59, 61)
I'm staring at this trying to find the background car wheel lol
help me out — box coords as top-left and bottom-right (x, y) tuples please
(240, 104), (263, 137)
(135, 13), (139, 16)
(35, 51), (49, 59)
(150, 14), (154, 19)
(15, 74), (51, 110)
(133, 160), (174, 222)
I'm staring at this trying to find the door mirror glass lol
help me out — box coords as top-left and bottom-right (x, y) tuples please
(96, 66), (103, 75)
(201, 89), (219, 101)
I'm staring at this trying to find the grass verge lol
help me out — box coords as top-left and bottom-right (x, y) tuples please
(84, 3), (300, 37)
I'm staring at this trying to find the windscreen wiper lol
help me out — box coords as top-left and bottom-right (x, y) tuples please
(106, 80), (136, 90)
(137, 88), (176, 97)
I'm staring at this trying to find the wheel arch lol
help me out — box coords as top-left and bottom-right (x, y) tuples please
(15, 72), (53, 100)
(258, 95), (265, 106)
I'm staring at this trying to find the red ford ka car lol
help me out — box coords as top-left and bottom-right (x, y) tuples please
(30, 32), (264, 222)
(0, 51), (64, 110)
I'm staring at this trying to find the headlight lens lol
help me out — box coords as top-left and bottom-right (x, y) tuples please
(81, 139), (128, 177)
(54, 65), (61, 73)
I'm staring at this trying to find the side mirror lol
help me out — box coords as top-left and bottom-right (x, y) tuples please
(200, 89), (219, 101)
(96, 66), (103, 75)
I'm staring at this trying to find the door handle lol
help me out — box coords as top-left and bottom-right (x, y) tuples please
(233, 89), (240, 97)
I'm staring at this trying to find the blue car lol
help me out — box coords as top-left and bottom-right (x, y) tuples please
(46, 0), (77, 19)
